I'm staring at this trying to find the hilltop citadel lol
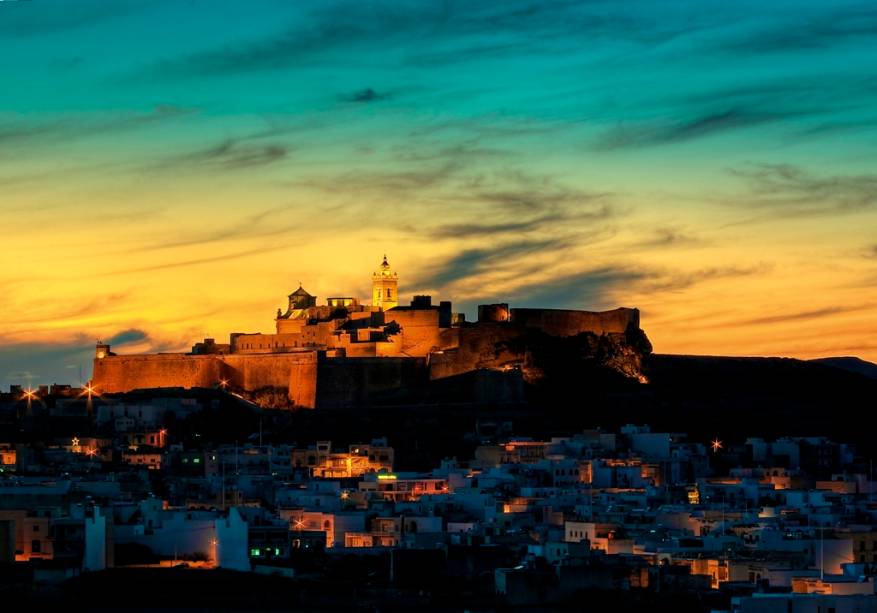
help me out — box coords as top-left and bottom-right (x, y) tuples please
(92, 257), (646, 408)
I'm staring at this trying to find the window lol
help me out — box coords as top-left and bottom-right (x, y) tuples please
(386, 288), (392, 298)
(32, 539), (41, 553)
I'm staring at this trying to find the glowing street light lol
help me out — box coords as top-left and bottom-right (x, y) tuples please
(711, 438), (723, 453)
(219, 379), (229, 390)
(22, 388), (37, 414)
(80, 383), (98, 417)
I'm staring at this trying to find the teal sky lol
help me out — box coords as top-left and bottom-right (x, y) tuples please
(1, 0), (876, 384)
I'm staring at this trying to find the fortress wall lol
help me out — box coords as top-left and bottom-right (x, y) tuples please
(387, 310), (440, 356)
(220, 352), (316, 389)
(288, 358), (317, 408)
(92, 351), (319, 408)
(510, 307), (639, 337)
(429, 326), (523, 380)
(232, 332), (306, 353)
(375, 339), (402, 357)
(276, 318), (307, 335)
(92, 354), (220, 393)
(386, 310), (459, 357)
(316, 357), (426, 409)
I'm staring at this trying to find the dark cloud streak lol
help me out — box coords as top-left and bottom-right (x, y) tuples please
(742, 305), (871, 326)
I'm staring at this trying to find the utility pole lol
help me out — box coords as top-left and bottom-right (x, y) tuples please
(820, 525), (825, 581)
(221, 460), (226, 511)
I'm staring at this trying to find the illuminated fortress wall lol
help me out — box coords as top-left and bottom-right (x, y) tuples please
(91, 254), (643, 410)
(92, 352), (318, 407)
(91, 307), (642, 408)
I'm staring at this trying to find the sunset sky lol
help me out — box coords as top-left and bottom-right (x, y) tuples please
(2, 0), (876, 385)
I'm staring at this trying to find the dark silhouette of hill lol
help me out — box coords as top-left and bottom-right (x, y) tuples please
(810, 356), (877, 380)
(629, 354), (877, 449)
(24, 352), (873, 472)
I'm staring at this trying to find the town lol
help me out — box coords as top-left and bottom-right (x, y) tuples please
(2, 385), (876, 612)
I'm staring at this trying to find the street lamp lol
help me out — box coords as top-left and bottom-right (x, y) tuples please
(22, 388), (37, 415)
(80, 383), (98, 418)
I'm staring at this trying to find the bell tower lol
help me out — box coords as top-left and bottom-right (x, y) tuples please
(372, 255), (398, 310)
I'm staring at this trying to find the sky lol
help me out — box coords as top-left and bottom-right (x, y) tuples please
(1, 0), (876, 385)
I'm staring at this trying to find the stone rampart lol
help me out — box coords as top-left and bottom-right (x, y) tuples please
(92, 351), (318, 408)
(509, 307), (639, 337)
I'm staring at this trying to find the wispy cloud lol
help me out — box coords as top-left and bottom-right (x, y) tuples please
(427, 214), (567, 239)
(145, 2), (682, 79)
(507, 267), (649, 310)
(717, 7), (877, 54)
(728, 163), (877, 217)
(96, 245), (291, 276)
(741, 304), (872, 326)
(6, 293), (132, 327)
(132, 205), (299, 252)
(645, 264), (771, 293)
(0, 105), (192, 150)
(415, 238), (561, 289)
(0, 328), (185, 385)
(0, 0), (150, 38)
(148, 138), (289, 173)
(107, 328), (149, 345)
(340, 87), (390, 103)
(641, 227), (703, 248)
(593, 108), (801, 150)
